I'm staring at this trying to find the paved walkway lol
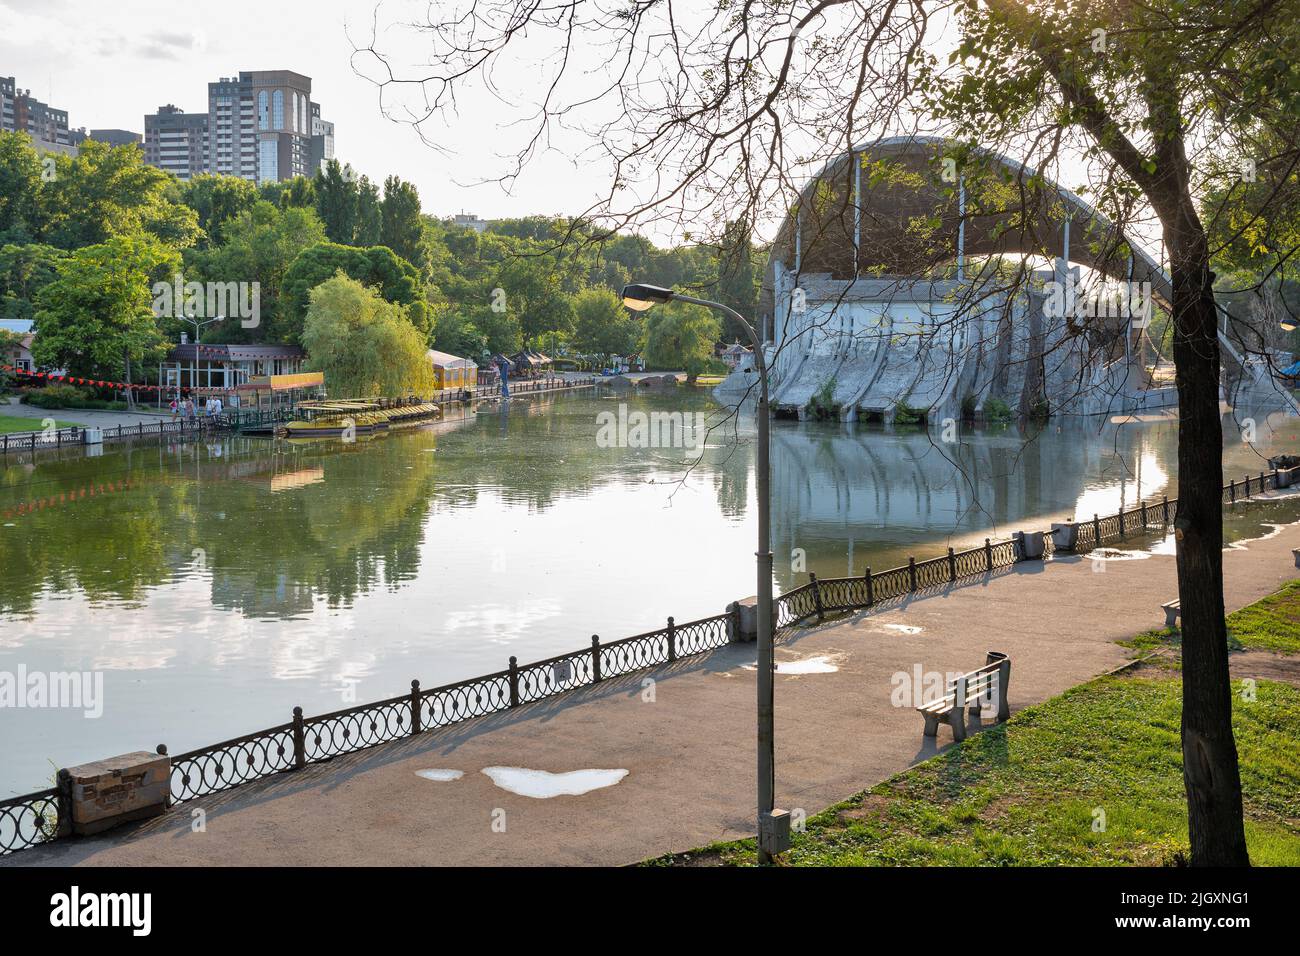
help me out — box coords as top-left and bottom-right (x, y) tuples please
(9, 521), (1300, 867)
(1, 395), (170, 430)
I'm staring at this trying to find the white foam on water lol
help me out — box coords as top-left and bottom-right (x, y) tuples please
(481, 766), (628, 798)
(414, 769), (464, 782)
(882, 623), (923, 635)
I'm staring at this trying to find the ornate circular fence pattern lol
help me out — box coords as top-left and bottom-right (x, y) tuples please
(3, 467), (1289, 855)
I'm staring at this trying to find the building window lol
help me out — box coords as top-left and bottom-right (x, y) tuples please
(258, 91), (269, 130)
(259, 139), (278, 182)
(272, 91), (283, 129)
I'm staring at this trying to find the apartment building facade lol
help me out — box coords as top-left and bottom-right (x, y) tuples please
(1, 76), (73, 147)
(143, 70), (332, 183)
(144, 104), (209, 180)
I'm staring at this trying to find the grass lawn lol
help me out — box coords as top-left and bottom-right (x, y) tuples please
(649, 583), (1300, 867)
(0, 414), (79, 434)
(1124, 579), (1300, 655)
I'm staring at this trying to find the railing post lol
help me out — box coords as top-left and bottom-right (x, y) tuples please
(1260, 471), (1266, 495)
(292, 706), (306, 769)
(1093, 513), (1101, 544)
(1163, 496), (1169, 523)
(410, 679), (422, 734)
(666, 616), (677, 663)
(590, 635), (602, 682)
(985, 538), (993, 571)
(947, 547), (957, 582)
(56, 768), (74, 837)
(809, 572), (825, 621)
(1119, 509), (1126, 538)
(1141, 500), (1148, 528)
(908, 556), (917, 592)
(508, 656), (520, 706)
(1229, 479), (1236, 503)
(864, 566), (874, 606)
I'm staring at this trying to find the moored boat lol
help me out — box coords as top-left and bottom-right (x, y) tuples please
(278, 399), (442, 439)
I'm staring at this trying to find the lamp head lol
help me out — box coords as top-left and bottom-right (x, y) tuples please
(622, 283), (675, 312)
(1282, 318), (1298, 333)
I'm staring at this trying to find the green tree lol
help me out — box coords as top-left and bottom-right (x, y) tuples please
(32, 235), (180, 380)
(0, 131), (43, 242)
(572, 287), (638, 359)
(301, 274), (435, 397)
(260, 175), (317, 210)
(185, 201), (326, 343)
(314, 160), (358, 244)
(355, 176), (382, 246)
(0, 243), (67, 321)
(181, 174), (259, 249)
(381, 175), (427, 272)
(40, 139), (199, 250)
(714, 219), (759, 341)
(279, 242), (431, 343)
(642, 301), (720, 383)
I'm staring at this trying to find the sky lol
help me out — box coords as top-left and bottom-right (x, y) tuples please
(1, 0), (1166, 257)
(0, 0), (606, 222)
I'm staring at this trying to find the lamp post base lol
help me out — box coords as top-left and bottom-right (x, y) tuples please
(759, 809), (792, 861)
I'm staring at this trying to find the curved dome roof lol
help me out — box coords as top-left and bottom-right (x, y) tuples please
(765, 135), (1171, 304)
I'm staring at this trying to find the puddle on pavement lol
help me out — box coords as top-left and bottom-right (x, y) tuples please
(414, 769), (464, 782)
(743, 654), (841, 674)
(481, 767), (628, 798)
(1090, 548), (1153, 562)
(881, 623), (923, 635)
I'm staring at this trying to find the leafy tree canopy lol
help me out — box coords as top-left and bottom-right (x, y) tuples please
(301, 274), (435, 397)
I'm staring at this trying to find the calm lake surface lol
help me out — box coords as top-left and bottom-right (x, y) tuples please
(3, 387), (1299, 794)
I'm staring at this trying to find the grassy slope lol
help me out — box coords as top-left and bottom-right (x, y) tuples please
(650, 583), (1300, 867)
(1124, 580), (1300, 656)
(0, 414), (79, 434)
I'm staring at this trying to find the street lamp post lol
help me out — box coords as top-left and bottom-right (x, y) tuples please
(621, 283), (782, 863)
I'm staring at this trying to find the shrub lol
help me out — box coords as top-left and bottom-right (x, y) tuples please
(983, 397), (1013, 422)
(21, 384), (90, 409)
(893, 401), (925, 426)
(805, 377), (840, 420)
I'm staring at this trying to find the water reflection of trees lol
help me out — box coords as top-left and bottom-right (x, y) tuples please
(0, 436), (438, 620)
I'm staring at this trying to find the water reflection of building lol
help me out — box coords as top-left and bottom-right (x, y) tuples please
(210, 571), (317, 619)
(766, 418), (1169, 580)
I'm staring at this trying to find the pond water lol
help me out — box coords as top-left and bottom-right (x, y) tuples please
(2, 387), (1299, 794)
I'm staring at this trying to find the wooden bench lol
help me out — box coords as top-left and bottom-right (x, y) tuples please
(1162, 599), (1180, 627)
(916, 652), (1011, 742)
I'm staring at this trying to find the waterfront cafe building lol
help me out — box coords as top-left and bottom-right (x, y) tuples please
(160, 342), (323, 406)
(427, 349), (478, 391)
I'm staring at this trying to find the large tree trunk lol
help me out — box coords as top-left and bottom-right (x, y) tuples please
(1165, 197), (1251, 866)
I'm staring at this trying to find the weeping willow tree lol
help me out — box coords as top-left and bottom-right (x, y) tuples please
(301, 274), (435, 398)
